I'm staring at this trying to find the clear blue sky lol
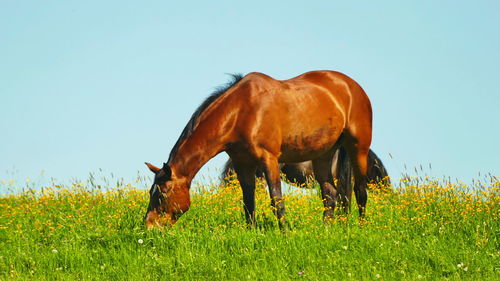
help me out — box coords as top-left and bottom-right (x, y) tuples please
(1, 1), (499, 189)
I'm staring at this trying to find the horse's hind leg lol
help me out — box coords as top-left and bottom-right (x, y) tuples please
(259, 152), (286, 229)
(343, 134), (371, 218)
(334, 146), (353, 214)
(312, 150), (338, 221)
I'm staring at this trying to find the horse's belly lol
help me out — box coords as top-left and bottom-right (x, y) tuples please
(278, 126), (342, 163)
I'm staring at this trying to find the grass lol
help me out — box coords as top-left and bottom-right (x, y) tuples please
(0, 175), (498, 280)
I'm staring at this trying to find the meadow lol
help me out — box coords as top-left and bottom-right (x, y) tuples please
(0, 174), (498, 280)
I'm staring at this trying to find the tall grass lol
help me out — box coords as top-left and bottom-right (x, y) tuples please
(0, 175), (498, 280)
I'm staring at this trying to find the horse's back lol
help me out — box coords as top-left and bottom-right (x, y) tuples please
(227, 71), (371, 162)
(240, 70), (370, 124)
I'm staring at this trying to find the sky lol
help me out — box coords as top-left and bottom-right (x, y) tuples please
(1, 1), (499, 191)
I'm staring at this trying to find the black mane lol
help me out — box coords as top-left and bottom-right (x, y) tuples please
(167, 73), (244, 164)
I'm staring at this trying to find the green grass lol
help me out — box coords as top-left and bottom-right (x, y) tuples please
(0, 176), (498, 280)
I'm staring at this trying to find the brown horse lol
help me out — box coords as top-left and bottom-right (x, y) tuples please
(221, 147), (390, 190)
(144, 70), (372, 228)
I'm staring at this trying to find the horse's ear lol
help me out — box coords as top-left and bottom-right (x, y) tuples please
(162, 163), (172, 179)
(145, 162), (161, 174)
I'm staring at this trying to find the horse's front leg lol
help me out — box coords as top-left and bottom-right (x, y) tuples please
(233, 162), (257, 225)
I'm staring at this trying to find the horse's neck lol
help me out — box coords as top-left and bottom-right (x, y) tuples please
(169, 118), (228, 183)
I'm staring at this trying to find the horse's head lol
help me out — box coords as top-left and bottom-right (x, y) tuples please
(144, 162), (190, 228)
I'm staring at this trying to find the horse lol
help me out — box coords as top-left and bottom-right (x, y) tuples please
(144, 70), (373, 228)
(221, 146), (390, 191)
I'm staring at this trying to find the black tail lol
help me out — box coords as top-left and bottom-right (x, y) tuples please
(335, 146), (353, 190)
(367, 149), (391, 187)
(220, 158), (235, 183)
(335, 147), (391, 190)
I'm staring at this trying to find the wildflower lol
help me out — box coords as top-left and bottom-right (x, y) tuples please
(342, 245), (348, 250)
(457, 263), (463, 268)
(138, 239), (144, 244)
(52, 249), (58, 254)
(439, 226), (445, 233)
(375, 274), (381, 278)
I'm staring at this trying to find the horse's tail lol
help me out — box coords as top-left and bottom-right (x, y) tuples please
(336, 147), (390, 190)
(221, 158), (235, 183)
(221, 158), (270, 184)
(367, 150), (391, 188)
(281, 163), (311, 187)
(336, 146), (353, 191)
